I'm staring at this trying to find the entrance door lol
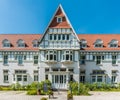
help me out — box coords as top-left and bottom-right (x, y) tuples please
(52, 74), (67, 89)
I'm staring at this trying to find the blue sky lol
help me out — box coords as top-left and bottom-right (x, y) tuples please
(0, 0), (120, 34)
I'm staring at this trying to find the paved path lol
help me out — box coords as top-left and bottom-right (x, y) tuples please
(0, 91), (67, 100)
(1, 91), (120, 100)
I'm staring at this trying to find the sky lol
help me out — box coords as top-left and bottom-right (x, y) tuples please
(0, 0), (120, 34)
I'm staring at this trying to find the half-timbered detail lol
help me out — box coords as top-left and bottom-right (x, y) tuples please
(39, 5), (80, 89)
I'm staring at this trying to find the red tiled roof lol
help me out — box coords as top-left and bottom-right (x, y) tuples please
(1, 34), (120, 51)
(0, 34), (41, 51)
(49, 6), (71, 28)
(78, 34), (120, 51)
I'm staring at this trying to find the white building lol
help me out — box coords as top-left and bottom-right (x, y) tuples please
(0, 5), (120, 89)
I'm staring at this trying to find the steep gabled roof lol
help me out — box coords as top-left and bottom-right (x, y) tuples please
(0, 34), (41, 51)
(78, 34), (120, 51)
(40, 4), (80, 43)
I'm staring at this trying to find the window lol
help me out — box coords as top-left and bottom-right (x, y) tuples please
(14, 70), (27, 82)
(54, 34), (57, 40)
(45, 75), (48, 80)
(33, 70), (38, 81)
(3, 55), (8, 65)
(92, 76), (96, 83)
(23, 75), (27, 82)
(17, 39), (25, 47)
(49, 34), (53, 40)
(32, 40), (38, 47)
(66, 34), (69, 40)
(80, 76), (85, 83)
(81, 39), (87, 48)
(63, 51), (73, 61)
(15, 70), (26, 74)
(57, 17), (62, 23)
(110, 44), (117, 47)
(109, 39), (118, 48)
(96, 55), (104, 65)
(34, 56), (38, 64)
(2, 39), (10, 47)
(24, 55), (26, 60)
(17, 75), (22, 81)
(95, 44), (102, 47)
(92, 70), (105, 74)
(111, 76), (116, 83)
(97, 76), (102, 82)
(58, 34), (61, 40)
(18, 55), (23, 65)
(80, 55), (86, 65)
(62, 34), (65, 40)
(111, 70), (117, 83)
(96, 56), (101, 64)
(34, 75), (38, 81)
(94, 39), (103, 48)
(4, 75), (8, 83)
(3, 70), (9, 83)
(46, 51), (57, 61)
(112, 55), (117, 64)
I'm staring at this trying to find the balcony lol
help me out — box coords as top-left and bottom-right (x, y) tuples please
(61, 60), (73, 64)
(45, 60), (57, 64)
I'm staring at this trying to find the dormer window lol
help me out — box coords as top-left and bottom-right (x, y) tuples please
(2, 39), (10, 47)
(94, 39), (103, 48)
(32, 39), (39, 47)
(81, 39), (87, 48)
(17, 39), (25, 47)
(57, 17), (62, 23)
(109, 39), (118, 48)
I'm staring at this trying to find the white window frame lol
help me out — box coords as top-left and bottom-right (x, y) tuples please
(57, 17), (62, 23)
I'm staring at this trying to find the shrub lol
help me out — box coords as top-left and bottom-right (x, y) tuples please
(27, 90), (37, 95)
(40, 97), (47, 100)
(69, 82), (89, 95)
(67, 93), (73, 100)
(0, 86), (11, 91)
(10, 83), (22, 90)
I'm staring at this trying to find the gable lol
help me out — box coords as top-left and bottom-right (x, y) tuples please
(39, 4), (79, 43)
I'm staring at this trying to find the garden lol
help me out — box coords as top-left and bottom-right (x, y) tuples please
(1, 81), (120, 100)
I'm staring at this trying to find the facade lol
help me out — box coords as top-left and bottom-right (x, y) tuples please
(0, 5), (120, 89)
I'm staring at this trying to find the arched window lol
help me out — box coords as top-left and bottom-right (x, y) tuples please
(94, 39), (103, 48)
(109, 39), (118, 47)
(32, 39), (39, 47)
(17, 39), (25, 47)
(2, 39), (10, 47)
(81, 39), (87, 48)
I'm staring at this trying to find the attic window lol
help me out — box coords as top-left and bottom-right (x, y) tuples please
(57, 17), (62, 23)
(17, 39), (25, 47)
(109, 39), (118, 48)
(94, 39), (103, 48)
(2, 39), (10, 47)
